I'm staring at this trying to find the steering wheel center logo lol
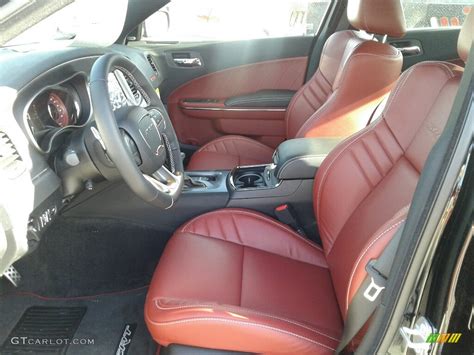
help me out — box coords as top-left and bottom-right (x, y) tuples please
(139, 115), (163, 156)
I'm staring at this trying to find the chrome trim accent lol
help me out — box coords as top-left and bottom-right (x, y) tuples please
(182, 106), (286, 112)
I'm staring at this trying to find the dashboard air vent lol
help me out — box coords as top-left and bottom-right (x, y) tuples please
(146, 54), (159, 74)
(0, 130), (25, 179)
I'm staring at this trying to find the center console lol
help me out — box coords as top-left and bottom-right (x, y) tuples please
(64, 137), (343, 239)
(182, 138), (342, 237)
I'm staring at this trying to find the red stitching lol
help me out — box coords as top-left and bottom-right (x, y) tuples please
(155, 298), (340, 342)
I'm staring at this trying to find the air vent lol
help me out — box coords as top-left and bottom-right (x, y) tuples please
(146, 54), (159, 74)
(125, 75), (141, 101)
(0, 130), (25, 179)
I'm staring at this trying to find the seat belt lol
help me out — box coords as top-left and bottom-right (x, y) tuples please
(335, 223), (405, 354)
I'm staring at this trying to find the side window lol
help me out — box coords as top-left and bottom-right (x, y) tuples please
(402, 1), (471, 29)
(142, 0), (331, 42)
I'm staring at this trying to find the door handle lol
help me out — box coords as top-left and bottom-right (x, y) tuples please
(173, 57), (202, 67)
(399, 46), (421, 56)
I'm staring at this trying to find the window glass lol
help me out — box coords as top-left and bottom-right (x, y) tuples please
(402, 1), (472, 29)
(143, 0), (331, 42)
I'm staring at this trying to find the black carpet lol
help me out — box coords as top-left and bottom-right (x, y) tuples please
(1, 217), (169, 297)
(0, 288), (156, 355)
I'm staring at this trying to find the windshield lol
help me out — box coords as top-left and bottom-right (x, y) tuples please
(0, 0), (128, 47)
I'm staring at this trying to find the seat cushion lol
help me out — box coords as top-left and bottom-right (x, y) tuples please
(186, 135), (274, 171)
(145, 209), (343, 354)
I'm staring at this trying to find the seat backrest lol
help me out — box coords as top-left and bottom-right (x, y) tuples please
(313, 10), (472, 319)
(286, 0), (406, 140)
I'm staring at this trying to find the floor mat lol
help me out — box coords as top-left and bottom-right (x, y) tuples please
(0, 287), (156, 355)
(1, 306), (86, 354)
(1, 217), (169, 297)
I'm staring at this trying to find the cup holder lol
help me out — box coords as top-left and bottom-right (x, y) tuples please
(235, 173), (263, 188)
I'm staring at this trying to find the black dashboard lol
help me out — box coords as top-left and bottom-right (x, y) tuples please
(0, 45), (162, 273)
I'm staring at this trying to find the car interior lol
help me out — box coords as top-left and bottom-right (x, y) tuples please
(0, 0), (473, 354)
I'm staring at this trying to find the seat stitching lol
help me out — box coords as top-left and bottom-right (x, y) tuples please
(239, 247), (244, 307)
(334, 51), (401, 90)
(215, 209), (324, 252)
(302, 90), (319, 111)
(181, 209), (324, 252)
(231, 213), (243, 244)
(383, 62), (455, 115)
(316, 120), (383, 239)
(382, 65), (417, 115)
(178, 230), (328, 268)
(373, 126), (394, 164)
(198, 136), (273, 154)
(286, 84), (308, 136)
(360, 137), (385, 178)
(148, 317), (337, 351)
(154, 298), (341, 342)
(350, 149), (375, 188)
(345, 217), (406, 312)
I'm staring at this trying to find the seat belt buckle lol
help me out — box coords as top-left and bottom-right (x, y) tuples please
(274, 204), (306, 236)
(363, 277), (385, 302)
(363, 260), (387, 302)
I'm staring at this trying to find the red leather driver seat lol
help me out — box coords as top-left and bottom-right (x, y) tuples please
(187, 0), (406, 171)
(145, 11), (472, 355)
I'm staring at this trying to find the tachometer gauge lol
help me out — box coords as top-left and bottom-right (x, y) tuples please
(47, 93), (70, 127)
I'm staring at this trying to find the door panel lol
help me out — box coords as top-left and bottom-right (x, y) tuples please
(389, 28), (461, 70)
(142, 36), (313, 147)
(167, 56), (307, 147)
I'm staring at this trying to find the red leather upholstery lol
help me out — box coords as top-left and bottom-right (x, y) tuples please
(146, 209), (342, 354)
(146, 68), (465, 354)
(187, 1), (404, 171)
(146, 7), (471, 355)
(314, 61), (463, 314)
(289, 32), (402, 139)
(186, 135), (274, 171)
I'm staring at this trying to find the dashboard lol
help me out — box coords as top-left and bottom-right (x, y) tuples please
(0, 45), (162, 275)
(23, 66), (148, 153)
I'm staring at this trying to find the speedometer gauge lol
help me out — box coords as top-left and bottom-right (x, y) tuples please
(47, 93), (70, 127)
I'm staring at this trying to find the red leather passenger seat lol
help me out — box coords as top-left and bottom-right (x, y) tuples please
(145, 8), (473, 355)
(187, 0), (406, 171)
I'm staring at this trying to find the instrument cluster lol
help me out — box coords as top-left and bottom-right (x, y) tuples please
(26, 74), (91, 153)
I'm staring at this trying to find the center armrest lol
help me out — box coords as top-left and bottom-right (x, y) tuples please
(273, 138), (342, 180)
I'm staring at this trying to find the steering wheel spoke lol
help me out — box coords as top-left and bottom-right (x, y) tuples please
(147, 166), (183, 194)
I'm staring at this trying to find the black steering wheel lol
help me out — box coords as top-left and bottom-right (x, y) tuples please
(89, 53), (184, 209)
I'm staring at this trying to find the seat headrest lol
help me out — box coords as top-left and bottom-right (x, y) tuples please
(347, 0), (406, 38)
(458, 9), (474, 63)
